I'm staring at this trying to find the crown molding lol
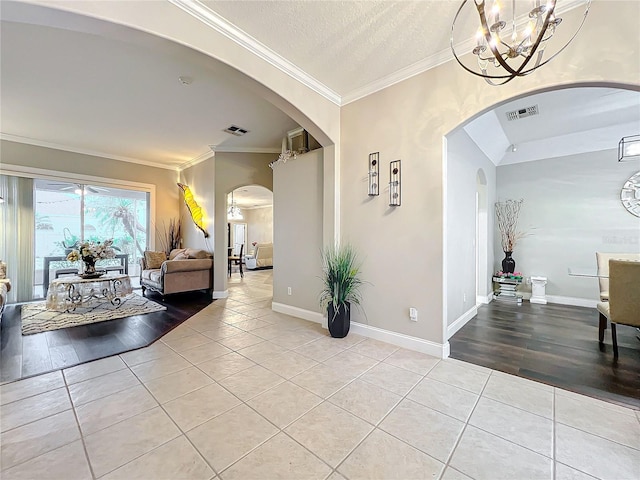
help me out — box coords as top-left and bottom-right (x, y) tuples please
(177, 149), (215, 171)
(0, 133), (178, 171)
(342, 48), (454, 105)
(213, 146), (281, 154)
(169, 0), (341, 106)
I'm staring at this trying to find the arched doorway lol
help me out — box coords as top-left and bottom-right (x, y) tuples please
(227, 185), (274, 282)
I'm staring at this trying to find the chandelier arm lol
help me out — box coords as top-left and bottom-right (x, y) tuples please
(516, 0), (591, 76)
(475, 0), (519, 76)
(450, 0), (520, 83)
(510, 3), (556, 77)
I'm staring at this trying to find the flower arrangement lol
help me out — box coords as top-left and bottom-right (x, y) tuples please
(67, 239), (116, 274)
(495, 271), (523, 280)
(495, 199), (526, 252)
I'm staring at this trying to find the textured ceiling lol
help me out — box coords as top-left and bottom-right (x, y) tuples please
(0, 4), (298, 169)
(202, 0), (471, 97)
(464, 87), (640, 165)
(1, 0), (635, 171)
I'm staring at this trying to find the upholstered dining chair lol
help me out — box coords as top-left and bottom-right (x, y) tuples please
(596, 260), (640, 358)
(595, 252), (640, 301)
(228, 243), (244, 278)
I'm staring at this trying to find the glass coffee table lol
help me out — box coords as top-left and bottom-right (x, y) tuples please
(46, 274), (133, 313)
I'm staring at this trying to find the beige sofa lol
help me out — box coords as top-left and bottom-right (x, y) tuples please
(245, 243), (273, 270)
(140, 248), (213, 299)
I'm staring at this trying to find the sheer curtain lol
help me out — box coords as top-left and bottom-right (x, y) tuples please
(0, 175), (34, 302)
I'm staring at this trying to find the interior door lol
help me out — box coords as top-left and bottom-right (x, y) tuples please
(233, 223), (247, 255)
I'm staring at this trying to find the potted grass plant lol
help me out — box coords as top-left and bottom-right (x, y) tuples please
(320, 243), (364, 338)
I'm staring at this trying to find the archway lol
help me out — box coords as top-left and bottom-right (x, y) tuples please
(227, 185), (274, 281)
(443, 83), (640, 345)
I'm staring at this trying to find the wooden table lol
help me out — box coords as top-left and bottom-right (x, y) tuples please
(46, 274), (133, 312)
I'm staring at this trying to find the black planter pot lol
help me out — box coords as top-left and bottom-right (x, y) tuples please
(502, 251), (516, 274)
(328, 301), (350, 338)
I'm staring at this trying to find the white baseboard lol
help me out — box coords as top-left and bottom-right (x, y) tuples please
(530, 297), (548, 305)
(476, 293), (493, 305)
(546, 295), (598, 308)
(447, 305), (478, 340)
(211, 290), (228, 299)
(272, 303), (449, 359)
(271, 302), (324, 326)
(350, 322), (450, 359)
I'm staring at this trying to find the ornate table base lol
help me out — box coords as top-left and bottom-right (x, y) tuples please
(46, 274), (133, 313)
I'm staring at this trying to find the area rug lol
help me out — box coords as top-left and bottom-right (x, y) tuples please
(20, 294), (167, 335)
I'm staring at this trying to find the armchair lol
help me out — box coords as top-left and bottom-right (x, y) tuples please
(140, 248), (213, 299)
(245, 243), (273, 270)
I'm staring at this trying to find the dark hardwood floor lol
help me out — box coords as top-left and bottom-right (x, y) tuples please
(450, 300), (640, 409)
(0, 291), (212, 384)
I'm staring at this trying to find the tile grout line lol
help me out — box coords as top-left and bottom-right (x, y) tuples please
(94, 358), (222, 480)
(330, 358), (443, 478)
(64, 370), (98, 480)
(438, 369), (492, 480)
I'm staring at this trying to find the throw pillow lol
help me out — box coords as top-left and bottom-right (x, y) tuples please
(185, 248), (209, 259)
(172, 252), (189, 261)
(168, 248), (187, 260)
(0, 261), (6, 279)
(144, 251), (166, 269)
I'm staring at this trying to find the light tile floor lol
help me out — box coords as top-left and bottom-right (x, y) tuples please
(1, 270), (639, 479)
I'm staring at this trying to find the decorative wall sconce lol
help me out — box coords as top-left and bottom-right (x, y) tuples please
(177, 183), (209, 237)
(619, 135), (640, 162)
(389, 160), (401, 207)
(368, 152), (379, 196)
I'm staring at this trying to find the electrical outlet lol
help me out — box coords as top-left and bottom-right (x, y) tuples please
(463, 293), (467, 302)
(409, 307), (418, 321)
(287, 287), (292, 295)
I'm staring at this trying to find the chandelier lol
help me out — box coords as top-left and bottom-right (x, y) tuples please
(451, 0), (591, 85)
(227, 191), (243, 220)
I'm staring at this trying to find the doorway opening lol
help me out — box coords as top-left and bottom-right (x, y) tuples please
(227, 185), (273, 277)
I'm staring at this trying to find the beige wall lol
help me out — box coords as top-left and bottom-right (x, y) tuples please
(273, 149), (323, 312)
(245, 206), (273, 248)
(179, 157), (214, 253)
(340, 2), (640, 346)
(0, 140), (180, 249)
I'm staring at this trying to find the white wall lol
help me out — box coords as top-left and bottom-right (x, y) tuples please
(245, 206), (273, 247)
(273, 149), (323, 313)
(496, 149), (640, 302)
(446, 129), (496, 327)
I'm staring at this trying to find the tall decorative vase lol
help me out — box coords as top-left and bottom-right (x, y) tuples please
(83, 258), (96, 275)
(328, 301), (350, 338)
(502, 251), (516, 274)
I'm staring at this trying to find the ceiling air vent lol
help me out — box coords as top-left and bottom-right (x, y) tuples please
(506, 105), (538, 121)
(224, 125), (249, 136)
